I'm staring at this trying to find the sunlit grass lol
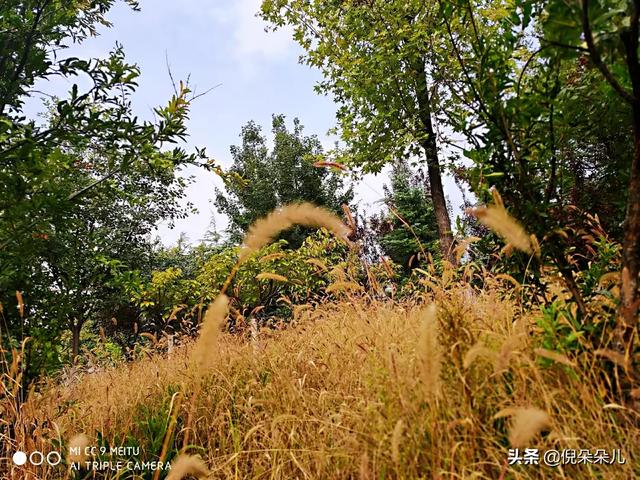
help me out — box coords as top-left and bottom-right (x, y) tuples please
(10, 275), (637, 479)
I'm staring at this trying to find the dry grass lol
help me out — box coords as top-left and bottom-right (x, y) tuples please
(5, 202), (639, 478)
(166, 454), (210, 480)
(10, 276), (638, 479)
(239, 202), (350, 262)
(470, 189), (537, 256)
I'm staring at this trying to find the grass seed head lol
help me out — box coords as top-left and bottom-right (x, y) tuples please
(256, 272), (289, 282)
(469, 191), (533, 255)
(68, 433), (91, 464)
(508, 407), (551, 448)
(391, 419), (405, 464)
(192, 294), (228, 371)
(239, 202), (350, 261)
(416, 304), (441, 399)
(166, 454), (210, 480)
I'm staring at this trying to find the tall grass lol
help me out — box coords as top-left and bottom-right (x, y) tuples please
(4, 202), (639, 479)
(8, 275), (636, 479)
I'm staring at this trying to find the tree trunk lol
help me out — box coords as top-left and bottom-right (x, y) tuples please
(71, 322), (81, 362)
(413, 58), (455, 263)
(618, 25), (640, 353)
(618, 102), (640, 350)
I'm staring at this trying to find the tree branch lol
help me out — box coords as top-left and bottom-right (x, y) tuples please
(581, 0), (636, 104)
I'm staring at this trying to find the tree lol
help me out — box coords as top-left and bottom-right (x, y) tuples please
(540, 0), (640, 360)
(371, 161), (439, 272)
(437, 0), (638, 350)
(216, 115), (353, 248)
(0, 1), (215, 374)
(260, 1), (455, 261)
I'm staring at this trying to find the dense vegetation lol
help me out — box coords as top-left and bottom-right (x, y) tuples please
(1, 0), (639, 478)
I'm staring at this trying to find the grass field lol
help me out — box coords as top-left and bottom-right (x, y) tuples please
(4, 203), (639, 479)
(7, 272), (638, 479)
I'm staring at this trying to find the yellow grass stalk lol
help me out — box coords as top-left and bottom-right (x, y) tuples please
(191, 294), (228, 371)
(380, 256), (395, 278)
(68, 433), (90, 464)
(313, 160), (348, 171)
(506, 407), (551, 448)
(463, 342), (497, 369)
(391, 419), (405, 464)
(494, 333), (524, 373)
(239, 202), (350, 262)
(255, 272), (288, 282)
(598, 271), (620, 287)
(469, 190), (534, 255)
(153, 392), (182, 480)
(15, 290), (24, 318)
(472, 205), (532, 254)
(326, 281), (363, 294)
(140, 332), (158, 346)
(594, 349), (631, 370)
(416, 304), (441, 399)
(341, 203), (356, 232)
(534, 348), (576, 368)
(305, 258), (328, 271)
(453, 236), (480, 264)
(259, 252), (286, 263)
(359, 452), (373, 480)
(166, 454), (210, 480)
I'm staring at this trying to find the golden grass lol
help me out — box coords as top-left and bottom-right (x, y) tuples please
(469, 189), (537, 255)
(68, 433), (90, 464)
(238, 202), (350, 262)
(416, 303), (441, 399)
(191, 294), (228, 372)
(12, 277), (638, 479)
(255, 272), (289, 282)
(507, 407), (551, 449)
(166, 454), (210, 480)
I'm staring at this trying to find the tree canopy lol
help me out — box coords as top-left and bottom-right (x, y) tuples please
(215, 115), (353, 248)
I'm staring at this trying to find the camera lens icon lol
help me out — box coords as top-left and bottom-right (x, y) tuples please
(12, 450), (62, 466)
(12, 451), (27, 466)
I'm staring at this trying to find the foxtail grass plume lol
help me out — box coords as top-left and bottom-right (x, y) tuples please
(15, 290), (24, 318)
(469, 189), (535, 255)
(504, 407), (551, 448)
(416, 304), (441, 399)
(192, 294), (228, 371)
(534, 348), (576, 368)
(326, 281), (363, 294)
(166, 454), (210, 480)
(256, 272), (288, 282)
(259, 252), (286, 263)
(305, 258), (328, 271)
(68, 433), (91, 464)
(239, 202), (350, 261)
(391, 419), (405, 464)
(463, 342), (498, 369)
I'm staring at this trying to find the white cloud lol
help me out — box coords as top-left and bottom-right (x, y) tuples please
(230, 0), (295, 60)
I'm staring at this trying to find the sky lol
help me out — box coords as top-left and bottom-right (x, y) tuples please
(26, 0), (468, 246)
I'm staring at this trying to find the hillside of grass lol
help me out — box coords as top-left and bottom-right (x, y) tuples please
(12, 272), (638, 479)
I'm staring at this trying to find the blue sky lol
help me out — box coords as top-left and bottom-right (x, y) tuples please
(27, 0), (467, 245)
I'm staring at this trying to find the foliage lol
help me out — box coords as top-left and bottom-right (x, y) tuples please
(370, 161), (439, 273)
(260, 0), (455, 258)
(0, 1), (216, 378)
(215, 115), (353, 248)
(197, 229), (354, 326)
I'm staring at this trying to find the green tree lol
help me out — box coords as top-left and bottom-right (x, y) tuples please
(216, 115), (353, 248)
(371, 161), (439, 273)
(260, 1), (456, 261)
(437, 0), (638, 347)
(540, 0), (640, 358)
(0, 1), (215, 374)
